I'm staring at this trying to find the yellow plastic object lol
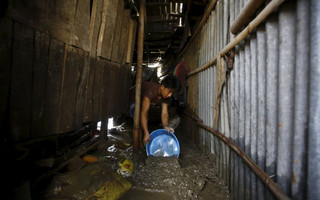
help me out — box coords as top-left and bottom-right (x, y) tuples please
(82, 155), (106, 163)
(86, 172), (132, 200)
(82, 155), (99, 163)
(117, 159), (134, 177)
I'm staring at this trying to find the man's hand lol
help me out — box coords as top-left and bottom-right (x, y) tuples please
(143, 132), (151, 145)
(141, 97), (151, 145)
(164, 125), (174, 133)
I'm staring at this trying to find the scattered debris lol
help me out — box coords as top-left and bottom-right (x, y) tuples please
(40, 120), (230, 200)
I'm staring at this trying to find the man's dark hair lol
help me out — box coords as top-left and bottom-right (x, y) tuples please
(161, 74), (181, 93)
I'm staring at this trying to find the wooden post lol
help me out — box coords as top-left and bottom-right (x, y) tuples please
(133, 0), (146, 152)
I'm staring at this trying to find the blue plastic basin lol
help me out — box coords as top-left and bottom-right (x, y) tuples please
(146, 129), (180, 158)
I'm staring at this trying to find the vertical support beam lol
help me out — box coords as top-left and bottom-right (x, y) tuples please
(133, 0), (146, 152)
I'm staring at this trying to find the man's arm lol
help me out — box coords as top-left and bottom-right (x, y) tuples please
(161, 103), (174, 133)
(141, 96), (151, 144)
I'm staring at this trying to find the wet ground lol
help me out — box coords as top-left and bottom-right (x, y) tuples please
(41, 117), (230, 200)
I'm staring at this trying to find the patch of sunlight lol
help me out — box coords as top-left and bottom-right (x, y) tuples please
(108, 117), (114, 130)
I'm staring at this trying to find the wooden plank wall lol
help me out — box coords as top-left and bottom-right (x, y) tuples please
(0, 18), (12, 132)
(1, 0), (137, 142)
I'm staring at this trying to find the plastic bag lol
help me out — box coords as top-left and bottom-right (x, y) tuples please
(117, 158), (134, 178)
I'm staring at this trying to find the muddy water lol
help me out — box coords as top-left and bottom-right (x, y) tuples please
(42, 120), (230, 200)
(116, 121), (230, 200)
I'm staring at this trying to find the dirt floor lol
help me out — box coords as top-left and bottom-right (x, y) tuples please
(40, 116), (230, 200)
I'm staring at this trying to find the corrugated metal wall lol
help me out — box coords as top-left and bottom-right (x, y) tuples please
(196, 0), (320, 199)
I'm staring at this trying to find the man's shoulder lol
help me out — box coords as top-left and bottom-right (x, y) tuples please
(142, 81), (160, 102)
(142, 81), (160, 90)
(143, 81), (160, 86)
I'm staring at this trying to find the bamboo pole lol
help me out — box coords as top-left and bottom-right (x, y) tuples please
(198, 122), (291, 200)
(188, 57), (217, 77)
(188, 0), (286, 77)
(133, 0), (146, 152)
(230, 0), (265, 35)
(181, 110), (291, 200)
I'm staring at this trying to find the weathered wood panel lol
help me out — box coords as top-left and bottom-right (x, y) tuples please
(92, 59), (102, 122)
(4, 0), (136, 138)
(123, 66), (130, 113)
(59, 46), (78, 133)
(74, 0), (90, 51)
(47, 0), (76, 46)
(118, 10), (131, 65)
(116, 66), (124, 114)
(7, 0), (47, 33)
(101, 60), (111, 120)
(44, 39), (65, 135)
(111, 0), (124, 62)
(122, 65), (132, 112)
(126, 19), (137, 64)
(8, 0), (92, 52)
(108, 63), (121, 117)
(97, 0), (119, 59)
(30, 31), (50, 137)
(0, 18), (12, 126)
(89, 0), (102, 58)
(118, 66), (126, 113)
(8, 0), (79, 49)
(10, 22), (34, 142)
(73, 49), (89, 128)
(83, 0), (102, 123)
(83, 58), (95, 123)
